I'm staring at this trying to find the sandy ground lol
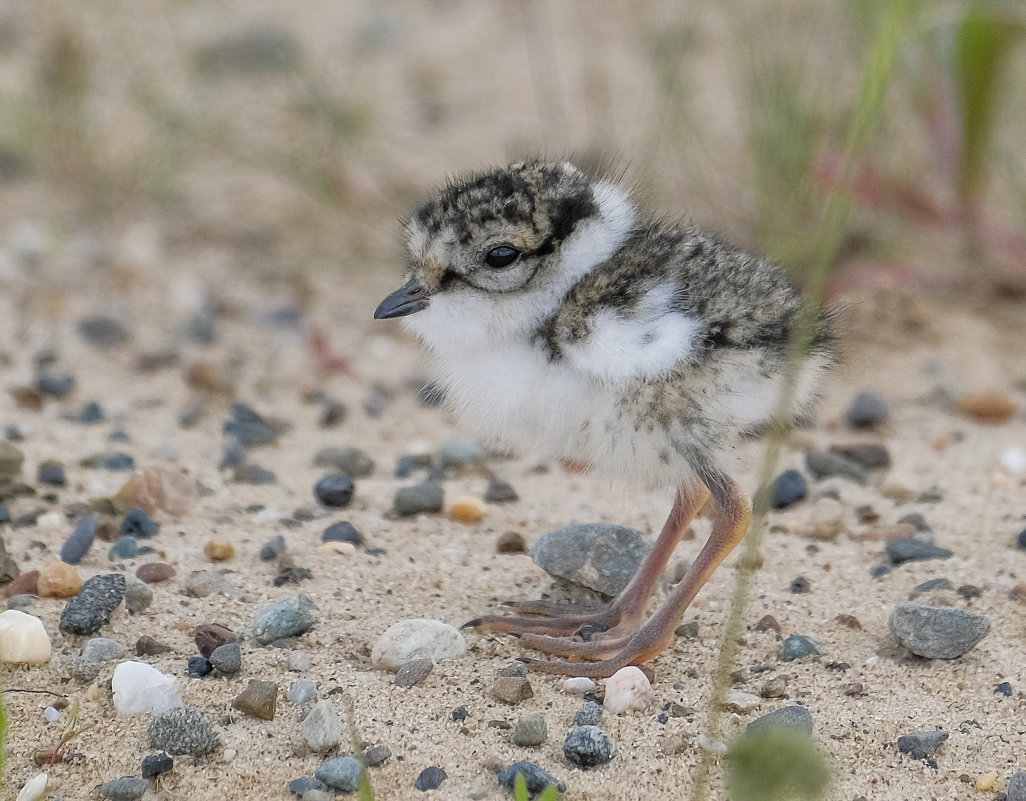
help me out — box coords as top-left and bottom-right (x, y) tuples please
(0, 253), (1024, 801)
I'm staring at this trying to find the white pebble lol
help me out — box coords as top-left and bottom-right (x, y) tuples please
(15, 772), (47, 801)
(603, 665), (654, 714)
(36, 511), (64, 532)
(562, 676), (597, 695)
(252, 506), (284, 524)
(725, 689), (762, 713)
(370, 619), (466, 672)
(222, 747), (237, 763)
(0, 609), (52, 664)
(111, 661), (183, 717)
(289, 650), (313, 671)
(1000, 448), (1026, 475)
(43, 706), (60, 723)
(697, 733), (728, 754)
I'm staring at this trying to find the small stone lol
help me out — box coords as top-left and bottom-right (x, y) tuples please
(747, 705), (813, 734)
(363, 744), (391, 767)
(210, 642), (242, 674)
(512, 714), (548, 746)
(204, 540), (234, 561)
(252, 594), (320, 644)
(289, 650), (312, 671)
(194, 623), (237, 658)
(64, 654), (101, 682)
(59, 573), (126, 636)
(314, 756), (363, 793)
(300, 699), (344, 752)
(957, 392), (1016, 423)
(1007, 771), (1026, 801)
(183, 570), (228, 597)
(725, 690), (762, 713)
(260, 535), (286, 561)
(677, 620), (701, 638)
(322, 521), (363, 546)
(993, 681), (1013, 697)
(805, 449), (867, 483)
(886, 538), (953, 564)
(603, 665), (653, 714)
(484, 479), (519, 503)
(78, 315), (130, 349)
(313, 446), (374, 478)
(0, 441), (25, 477)
(37, 461), (66, 487)
(233, 463), (277, 485)
(0, 609), (51, 664)
(563, 676), (596, 695)
(451, 706), (469, 722)
(770, 469), (807, 509)
(319, 399), (348, 428)
(79, 400), (105, 423)
(14, 772), (48, 801)
(288, 680), (318, 705)
(223, 403), (278, 448)
(37, 373), (75, 398)
(112, 661), (183, 716)
(897, 729), (948, 760)
(897, 512), (931, 532)
(121, 507), (159, 538)
(100, 776), (148, 801)
(493, 675), (534, 704)
(834, 614), (862, 629)
(124, 580), (153, 614)
(371, 618), (466, 671)
(449, 495), (485, 523)
(100, 453), (136, 472)
(500, 661), (530, 677)
(141, 752), (174, 779)
(415, 766), (447, 791)
(82, 637), (127, 662)
(496, 531), (527, 553)
(136, 562), (175, 583)
(313, 473), (354, 508)
(531, 522), (648, 597)
(148, 706), (219, 755)
(760, 676), (788, 698)
(394, 657), (433, 687)
(188, 656), (213, 678)
(498, 761), (566, 796)
(108, 536), (141, 560)
(36, 559), (82, 598)
(789, 575), (811, 594)
(888, 603), (990, 658)
(135, 635), (172, 656)
(232, 679), (278, 720)
(574, 700), (603, 727)
(439, 438), (485, 467)
(289, 777), (326, 796)
(394, 482), (444, 516)
(60, 515), (98, 565)
(780, 634), (827, 662)
(845, 392), (888, 428)
(5, 570), (38, 597)
(829, 443), (891, 470)
(563, 725), (616, 768)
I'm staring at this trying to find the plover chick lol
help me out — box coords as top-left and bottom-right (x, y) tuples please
(375, 160), (834, 677)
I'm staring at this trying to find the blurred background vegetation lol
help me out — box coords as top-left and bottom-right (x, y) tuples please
(0, 0), (1023, 298)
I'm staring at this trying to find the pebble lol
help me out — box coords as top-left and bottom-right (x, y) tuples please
(496, 531), (527, 553)
(957, 392), (1016, 423)
(829, 443), (891, 470)
(789, 575), (811, 593)
(563, 725), (616, 768)
(36, 559), (82, 598)
(252, 593), (320, 644)
(746, 704), (813, 734)
(289, 777), (326, 796)
(101, 453), (136, 471)
(148, 706), (220, 755)
(78, 315), (131, 349)
(780, 635), (827, 662)
(370, 618), (466, 671)
(393, 482), (444, 516)
(449, 495), (485, 523)
(183, 570), (230, 597)
(845, 392), (888, 428)
(37, 462), (66, 486)
(439, 438), (485, 467)
(141, 752), (174, 779)
(322, 521), (364, 546)
(223, 403), (279, 448)
(314, 756), (363, 793)
(531, 522), (648, 596)
(909, 577), (952, 598)
(725, 690), (762, 714)
(994, 681), (1012, 697)
(232, 679), (279, 720)
(210, 642), (242, 674)
(136, 562), (175, 583)
(1008, 772), (1026, 801)
(260, 535), (287, 561)
(135, 635), (172, 656)
(499, 661), (529, 677)
(59, 573), (126, 636)
(394, 657), (433, 687)
(112, 660), (183, 716)
(484, 479), (519, 503)
(760, 676), (788, 698)
(288, 680), (318, 705)
(805, 449), (867, 483)
(203, 540), (234, 561)
(124, 580), (153, 614)
(897, 512), (931, 532)
(770, 469), (807, 509)
(897, 729), (948, 759)
(121, 507), (159, 538)
(364, 744), (391, 767)
(603, 665), (654, 714)
(289, 650), (312, 671)
(512, 714), (547, 746)
(233, 463), (277, 485)
(82, 637), (127, 662)
(15, 772), (48, 801)
(300, 699), (344, 752)
(37, 373), (75, 398)
(1001, 448), (1026, 475)
(415, 766), (447, 791)
(99, 777), (148, 801)
(313, 473), (354, 507)
(65, 654), (101, 682)
(498, 761), (566, 795)
(313, 446), (374, 478)
(492, 676), (534, 705)
(319, 399), (347, 428)
(888, 603), (990, 658)
(5, 570), (39, 597)
(574, 700), (603, 727)
(108, 536), (141, 560)
(79, 400), (105, 423)
(0, 609), (52, 664)
(886, 538), (953, 564)
(563, 676), (597, 695)
(60, 515), (98, 565)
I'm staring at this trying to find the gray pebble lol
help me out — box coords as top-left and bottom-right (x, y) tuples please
(301, 699), (344, 752)
(897, 729), (948, 760)
(498, 761), (566, 795)
(574, 700), (603, 727)
(322, 521), (363, 546)
(140, 752), (173, 778)
(210, 642), (242, 674)
(363, 744), (391, 767)
(223, 403), (278, 448)
(319, 399), (347, 428)
(439, 438), (485, 467)
(805, 449), (867, 483)
(780, 634), (827, 662)
(108, 535), (140, 560)
(563, 725), (616, 768)
(512, 714), (547, 747)
(415, 766), (447, 791)
(288, 680), (318, 705)
(7, 594), (34, 611)
(101, 453), (135, 471)
(122, 507), (159, 538)
(289, 650), (312, 671)
(484, 479), (518, 503)
(313, 473), (354, 507)
(770, 469), (807, 509)
(60, 515), (98, 565)
(313, 446), (374, 478)
(59, 573), (126, 636)
(233, 463), (277, 485)
(499, 661), (529, 678)
(79, 401), (105, 423)
(747, 704), (813, 734)
(38, 461), (66, 486)
(394, 657), (433, 688)
(81, 637), (127, 662)
(148, 706), (220, 755)
(909, 578), (952, 598)
(531, 522), (648, 597)
(492, 676), (533, 705)
(897, 512), (931, 532)
(886, 538), (952, 564)
(100, 776), (149, 801)
(393, 482), (444, 516)
(888, 603), (990, 658)
(315, 755), (363, 792)
(1007, 771), (1026, 801)
(78, 315), (131, 349)
(124, 580), (153, 615)
(845, 392), (888, 428)
(37, 373), (75, 398)
(289, 777), (325, 796)
(259, 535), (286, 561)
(252, 593), (319, 644)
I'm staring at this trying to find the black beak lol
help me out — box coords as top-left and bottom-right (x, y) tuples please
(373, 278), (429, 319)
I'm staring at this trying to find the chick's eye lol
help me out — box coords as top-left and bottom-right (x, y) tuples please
(484, 245), (520, 269)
